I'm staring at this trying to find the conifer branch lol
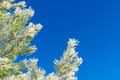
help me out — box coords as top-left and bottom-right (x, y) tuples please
(0, 0), (82, 80)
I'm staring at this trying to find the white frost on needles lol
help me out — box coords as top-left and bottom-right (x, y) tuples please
(0, 0), (82, 80)
(54, 39), (83, 80)
(0, 58), (9, 62)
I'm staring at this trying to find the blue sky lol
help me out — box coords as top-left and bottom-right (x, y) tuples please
(16, 0), (120, 80)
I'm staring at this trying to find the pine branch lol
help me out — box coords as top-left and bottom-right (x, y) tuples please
(54, 39), (83, 80)
(0, 0), (82, 80)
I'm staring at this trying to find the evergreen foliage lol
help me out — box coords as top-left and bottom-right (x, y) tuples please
(0, 0), (83, 80)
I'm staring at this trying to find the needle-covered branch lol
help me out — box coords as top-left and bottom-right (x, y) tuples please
(0, 0), (82, 80)
(54, 39), (83, 80)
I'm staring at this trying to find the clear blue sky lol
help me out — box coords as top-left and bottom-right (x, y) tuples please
(16, 0), (120, 80)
